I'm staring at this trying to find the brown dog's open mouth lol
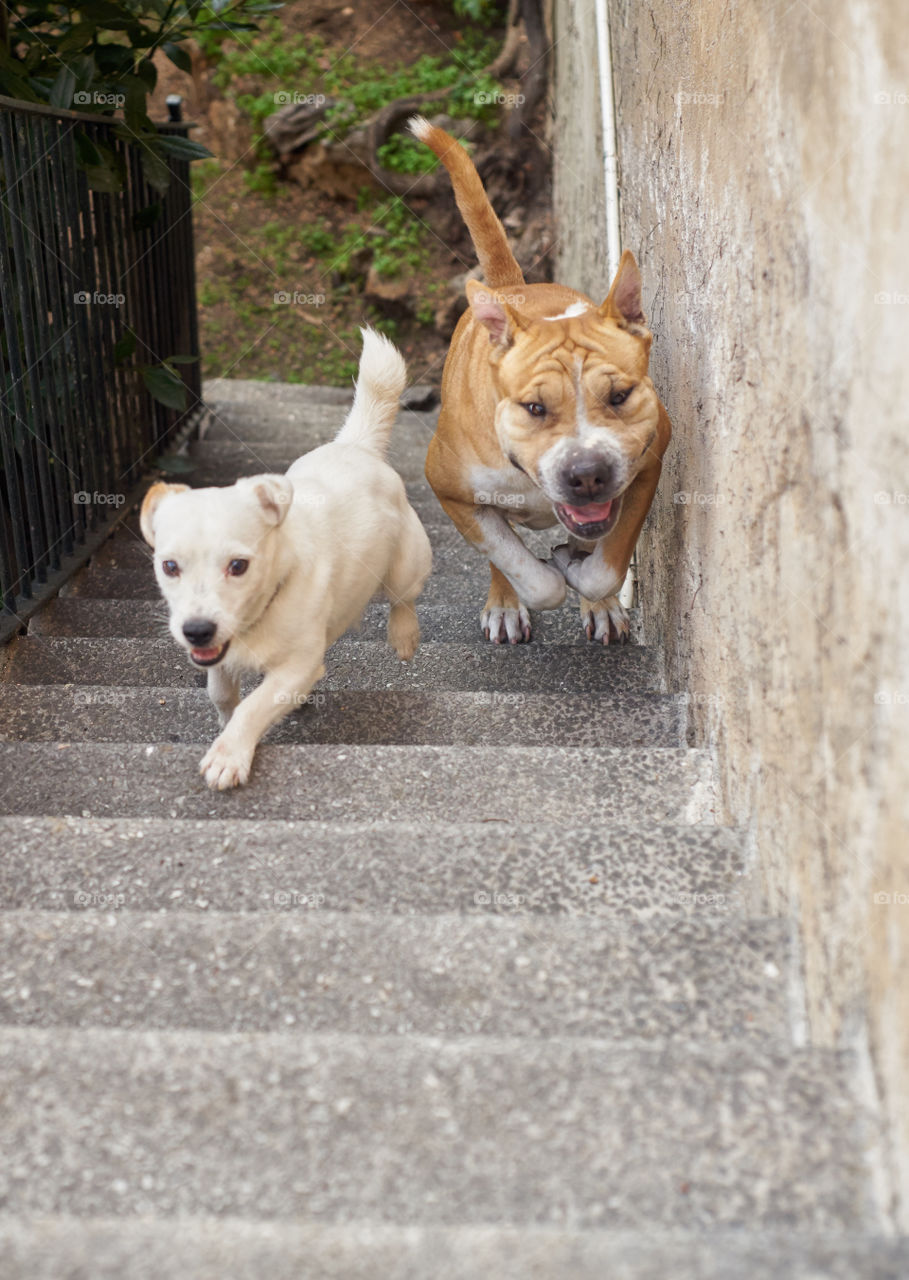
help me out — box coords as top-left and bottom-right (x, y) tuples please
(190, 640), (230, 667)
(555, 497), (622, 539)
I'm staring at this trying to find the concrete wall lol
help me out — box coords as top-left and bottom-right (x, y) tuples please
(553, 0), (909, 1224)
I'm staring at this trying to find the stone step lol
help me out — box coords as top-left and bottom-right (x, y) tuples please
(0, 744), (717, 823)
(28, 597), (644, 644)
(0, 687), (683, 749)
(0, 817), (744, 918)
(0, 911), (788, 1039)
(181, 430), (432, 485)
(2, 638), (659, 694)
(0, 1028), (867, 1227)
(2, 1220), (907, 1280)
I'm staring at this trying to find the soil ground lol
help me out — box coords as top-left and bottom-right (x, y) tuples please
(149, 0), (530, 387)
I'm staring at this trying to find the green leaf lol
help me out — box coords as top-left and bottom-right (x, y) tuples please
(49, 65), (77, 109)
(82, 158), (124, 193)
(114, 329), (137, 363)
(0, 66), (41, 103)
(74, 128), (103, 167)
(156, 133), (212, 161)
(56, 24), (97, 55)
(152, 453), (197, 474)
(135, 57), (158, 90)
(164, 354), (199, 364)
(162, 42), (194, 74)
(140, 143), (172, 193)
(132, 201), (163, 230)
(141, 363), (187, 411)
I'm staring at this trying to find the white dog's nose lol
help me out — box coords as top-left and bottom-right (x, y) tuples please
(182, 617), (217, 646)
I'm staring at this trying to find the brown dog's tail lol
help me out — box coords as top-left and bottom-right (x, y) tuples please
(409, 115), (524, 289)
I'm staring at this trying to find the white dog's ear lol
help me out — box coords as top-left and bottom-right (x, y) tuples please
(250, 475), (293, 526)
(465, 279), (528, 349)
(140, 481), (189, 547)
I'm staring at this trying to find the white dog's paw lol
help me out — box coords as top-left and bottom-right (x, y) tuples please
(580, 594), (630, 645)
(482, 602), (531, 645)
(199, 737), (253, 790)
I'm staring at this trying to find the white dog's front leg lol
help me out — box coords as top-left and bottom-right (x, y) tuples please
(207, 664), (241, 728)
(200, 656), (326, 790)
(475, 508), (566, 611)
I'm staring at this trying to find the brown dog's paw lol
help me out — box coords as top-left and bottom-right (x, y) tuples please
(580, 595), (629, 645)
(482, 602), (531, 645)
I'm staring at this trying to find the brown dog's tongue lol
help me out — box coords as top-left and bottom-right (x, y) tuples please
(564, 499), (613, 523)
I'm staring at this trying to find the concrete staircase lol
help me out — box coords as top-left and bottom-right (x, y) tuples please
(0, 381), (904, 1278)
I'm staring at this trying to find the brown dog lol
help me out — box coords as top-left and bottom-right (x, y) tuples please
(410, 116), (671, 644)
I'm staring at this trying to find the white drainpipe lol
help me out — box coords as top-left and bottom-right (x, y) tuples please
(593, 0), (636, 607)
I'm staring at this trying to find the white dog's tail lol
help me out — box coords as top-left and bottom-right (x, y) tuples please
(334, 327), (407, 458)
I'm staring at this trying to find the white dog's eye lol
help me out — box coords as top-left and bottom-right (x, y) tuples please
(521, 402), (547, 418)
(227, 559), (249, 577)
(162, 560), (180, 577)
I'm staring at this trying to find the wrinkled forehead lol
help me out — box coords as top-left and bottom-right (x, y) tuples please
(500, 320), (649, 401)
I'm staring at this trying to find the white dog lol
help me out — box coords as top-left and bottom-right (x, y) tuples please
(140, 328), (432, 790)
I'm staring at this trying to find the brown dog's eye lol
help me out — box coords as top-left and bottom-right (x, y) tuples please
(609, 387), (633, 406)
(162, 560), (179, 577)
(227, 559), (249, 576)
(522, 402), (547, 418)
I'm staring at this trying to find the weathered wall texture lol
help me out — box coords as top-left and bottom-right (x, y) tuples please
(553, 0), (909, 1224)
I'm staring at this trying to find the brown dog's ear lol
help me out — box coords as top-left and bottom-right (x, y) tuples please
(466, 280), (528, 348)
(600, 250), (648, 331)
(140, 481), (189, 547)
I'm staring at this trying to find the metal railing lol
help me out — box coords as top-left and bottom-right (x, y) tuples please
(0, 95), (202, 644)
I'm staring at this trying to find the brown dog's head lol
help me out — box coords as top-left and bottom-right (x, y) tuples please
(467, 251), (663, 540)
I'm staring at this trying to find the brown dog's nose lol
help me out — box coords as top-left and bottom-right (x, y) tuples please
(565, 459), (613, 502)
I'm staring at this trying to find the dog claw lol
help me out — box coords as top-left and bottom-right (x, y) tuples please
(481, 603), (532, 646)
(581, 596), (630, 645)
(199, 737), (252, 790)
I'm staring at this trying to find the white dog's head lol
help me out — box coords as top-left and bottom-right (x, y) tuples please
(140, 475), (293, 667)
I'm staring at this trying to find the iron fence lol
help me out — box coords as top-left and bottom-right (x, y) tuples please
(0, 95), (202, 644)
